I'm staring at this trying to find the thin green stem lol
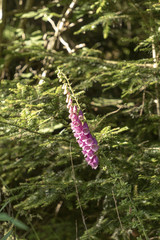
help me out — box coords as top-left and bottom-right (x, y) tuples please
(57, 67), (87, 122)
(57, 67), (80, 109)
(69, 143), (91, 239)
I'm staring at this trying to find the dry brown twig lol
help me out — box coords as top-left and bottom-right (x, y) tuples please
(140, 89), (146, 116)
(47, 0), (78, 51)
(41, 0), (78, 80)
(93, 106), (123, 131)
(46, 16), (73, 53)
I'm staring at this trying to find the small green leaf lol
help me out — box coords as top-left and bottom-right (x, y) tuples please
(0, 200), (10, 213)
(11, 218), (29, 231)
(0, 212), (12, 221)
(0, 213), (29, 231)
(1, 230), (13, 240)
(103, 23), (109, 39)
(21, 11), (37, 18)
(21, 73), (32, 78)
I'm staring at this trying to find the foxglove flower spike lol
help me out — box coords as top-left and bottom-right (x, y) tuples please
(64, 85), (99, 169)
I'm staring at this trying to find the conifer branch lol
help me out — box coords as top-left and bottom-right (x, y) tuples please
(102, 153), (149, 239)
(0, 120), (44, 136)
(66, 55), (155, 68)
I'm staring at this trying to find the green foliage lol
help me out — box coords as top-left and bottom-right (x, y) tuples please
(0, 0), (160, 239)
(0, 212), (28, 230)
(1, 230), (13, 240)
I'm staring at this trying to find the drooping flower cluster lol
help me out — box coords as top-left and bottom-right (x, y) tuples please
(62, 83), (99, 169)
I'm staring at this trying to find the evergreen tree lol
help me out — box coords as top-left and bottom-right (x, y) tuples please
(0, 0), (160, 239)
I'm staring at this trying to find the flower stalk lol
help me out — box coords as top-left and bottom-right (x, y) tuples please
(57, 68), (99, 169)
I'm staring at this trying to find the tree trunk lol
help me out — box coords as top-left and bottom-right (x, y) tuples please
(0, 0), (7, 57)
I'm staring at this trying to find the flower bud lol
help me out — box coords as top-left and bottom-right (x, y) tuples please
(73, 105), (77, 113)
(78, 110), (84, 121)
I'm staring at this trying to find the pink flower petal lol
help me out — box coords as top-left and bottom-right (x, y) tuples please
(92, 137), (98, 145)
(86, 138), (94, 146)
(83, 122), (89, 129)
(80, 134), (89, 142)
(69, 106), (73, 114)
(78, 110), (84, 121)
(74, 126), (82, 134)
(82, 150), (87, 156)
(90, 155), (98, 169)
(83, 128), (90, 135)
(83, 145), (90, 152)
(72, 119), (82, 128)
(78, 140), (85, 148)
(91, 144), (99, 152)
(69, 113), (78, 121)
(73, 105), (77, 113)
(67, 100), (72, 108)
(87, 150), (95, 159)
